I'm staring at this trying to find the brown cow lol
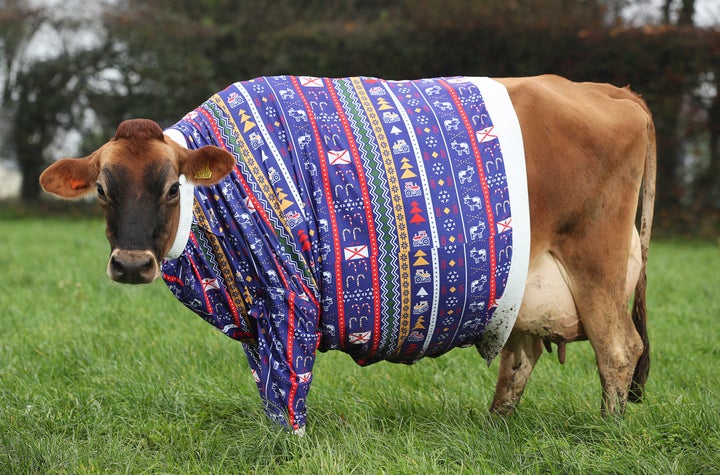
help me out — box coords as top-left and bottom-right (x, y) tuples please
(40, 75), (655, 432)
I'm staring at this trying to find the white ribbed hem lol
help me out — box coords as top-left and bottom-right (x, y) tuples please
(467, 77), (531, 364)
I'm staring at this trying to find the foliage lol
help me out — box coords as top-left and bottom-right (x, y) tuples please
(1, 0), (720, 231)
(0, 218), (718, 472)
(99, 0), (720, 220)
(0, 1), (116, 202)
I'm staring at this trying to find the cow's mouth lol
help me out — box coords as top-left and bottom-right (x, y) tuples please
(107, 249), (160, 284)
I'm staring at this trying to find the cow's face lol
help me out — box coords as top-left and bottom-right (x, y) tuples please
(40, 119), (234, 284)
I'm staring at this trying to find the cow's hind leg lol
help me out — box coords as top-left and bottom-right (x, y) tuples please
(487, 331), (543, 415)
(579, 289), (643, 415)
(564, 240), (644, 416)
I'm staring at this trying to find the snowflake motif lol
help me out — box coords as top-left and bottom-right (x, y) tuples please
(464, 93), (482, 104)
(398, 87), (412, 94)
(252, 84), (265, 94)
(425, 136), (438, 148)
(265, 106), (277, 118)
(431, 162), (445, 175)
(447, 271), (460, 283)
(315, 112), (339, 123)
(407, 98), (420, 107)
(445, 296), (459, 307)
(442, 219), (456, 233)
(416, 115), (430, 126)
(276, 129), (287, 142)
(437, 190), (450, 203)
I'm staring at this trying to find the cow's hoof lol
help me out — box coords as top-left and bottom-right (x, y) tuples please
(489, 401), (517, 416)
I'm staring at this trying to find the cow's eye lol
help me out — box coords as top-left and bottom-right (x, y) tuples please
(167, 182), (180, 201)
(96, 183), (106, 201)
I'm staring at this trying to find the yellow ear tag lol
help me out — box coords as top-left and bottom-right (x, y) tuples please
(194, 163), (212, 180)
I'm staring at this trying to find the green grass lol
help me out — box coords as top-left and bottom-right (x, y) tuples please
(1, 217), (718, 474)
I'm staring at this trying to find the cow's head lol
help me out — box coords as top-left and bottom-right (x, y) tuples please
(40, 119), (235, 284)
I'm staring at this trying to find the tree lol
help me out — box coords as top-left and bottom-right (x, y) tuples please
(0, 1), (45, 166)
(663, 0), (696, 25)
(0, 0), (113, 201)
(11, 48), (116, 200)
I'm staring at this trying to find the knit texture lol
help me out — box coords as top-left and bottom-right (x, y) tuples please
(162, 76), (529, 430)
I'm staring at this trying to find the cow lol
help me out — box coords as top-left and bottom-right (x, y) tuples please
(40, 75), (655, 434)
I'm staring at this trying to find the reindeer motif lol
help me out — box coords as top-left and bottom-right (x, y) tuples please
(458, 166), (475, 184)
(304, 161), (317, 176)
(278, 88), (294, 100)
(451, 140), (470, 156)
(444, 117), (460, 131)
(288, 108), (308, 122)
(469, 220), (486, 240)
(424, 85), (441, 95)
(297, 134), (312, 150)
(470, 275), (488, 293)
(271, 383), (286, 400)
(463, 195), (483, 211)
(469, 247), (487, 263)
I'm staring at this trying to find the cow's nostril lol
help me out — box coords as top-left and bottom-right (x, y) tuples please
(110, 255), (126, 278)
(108, 251), (157, 284)
(141, 258), (153, 273)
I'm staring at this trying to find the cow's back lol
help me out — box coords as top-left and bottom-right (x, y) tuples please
(496, 75), (651, 252)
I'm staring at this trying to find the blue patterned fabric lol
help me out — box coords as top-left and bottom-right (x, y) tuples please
(161, 76), (528, 430)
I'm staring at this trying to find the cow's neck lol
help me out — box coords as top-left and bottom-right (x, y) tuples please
(165, 174), (195, 260)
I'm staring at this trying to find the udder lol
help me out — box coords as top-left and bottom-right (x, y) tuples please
(514, 229), (641, 348)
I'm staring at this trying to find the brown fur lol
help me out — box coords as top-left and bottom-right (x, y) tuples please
(113, 119), (165, 141)
(491, 75), (655, 415)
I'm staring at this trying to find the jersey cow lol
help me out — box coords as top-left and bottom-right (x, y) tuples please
(40, 75), (655, 433)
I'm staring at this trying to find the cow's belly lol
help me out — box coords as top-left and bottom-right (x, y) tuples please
(514, 228), (641, 342)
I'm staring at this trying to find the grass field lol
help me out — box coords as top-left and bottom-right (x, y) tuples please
(0, 217), (718, 474)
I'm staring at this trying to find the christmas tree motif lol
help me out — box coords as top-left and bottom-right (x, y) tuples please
(376, 97), (393, 111)
(413, 250), (430, 266)
(297, 229), (312, 252)
(400, 157), (417, 179)
(409, 201), (426, 224)
(276, 188), (294, 211)
(237, 109), (256, 133)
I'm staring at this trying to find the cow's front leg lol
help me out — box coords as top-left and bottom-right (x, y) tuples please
(488, 331), (543, 415)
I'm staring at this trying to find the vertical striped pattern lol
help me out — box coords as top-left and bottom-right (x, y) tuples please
(161, 76), (528, 430)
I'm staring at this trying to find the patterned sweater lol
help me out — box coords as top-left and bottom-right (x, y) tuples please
(162, 76), (530, 430)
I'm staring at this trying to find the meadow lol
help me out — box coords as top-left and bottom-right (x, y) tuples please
(0, 216), (718, 474)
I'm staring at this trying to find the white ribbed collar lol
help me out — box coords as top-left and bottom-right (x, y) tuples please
(165, 174), (195, 260)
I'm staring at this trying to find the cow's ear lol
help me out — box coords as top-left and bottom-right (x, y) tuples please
(40, 153), (100, 199)
(179, 145), (235, 186)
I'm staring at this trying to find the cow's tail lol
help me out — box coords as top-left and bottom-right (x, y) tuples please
(629, 100), (656, 403)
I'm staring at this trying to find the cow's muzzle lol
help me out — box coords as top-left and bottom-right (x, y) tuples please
(108, 249), (160, 284)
